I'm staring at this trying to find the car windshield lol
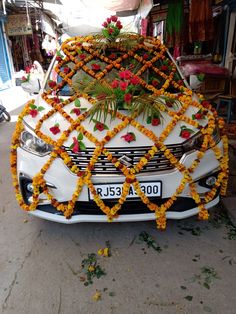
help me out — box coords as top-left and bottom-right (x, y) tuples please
(44, 45), (186, 97)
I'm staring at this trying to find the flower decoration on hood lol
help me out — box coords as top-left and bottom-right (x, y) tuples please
(70, 99), (86, 117)
(93, 120), (109, 132)
(102, 15), (123, 41)
(70, 133), (86, 153)
(49, 123), (61, 135)
(112, 70), (140, 107)
(121, 132), (136, 143)
(192, 109), (206, 120)
(179, 125), (195, 139)
(29, 103), (45, 118)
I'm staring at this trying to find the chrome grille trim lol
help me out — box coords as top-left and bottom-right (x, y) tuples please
(63, 145), (184, 174)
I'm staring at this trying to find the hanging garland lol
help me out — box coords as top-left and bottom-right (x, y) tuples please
(10, 16), (229, 230)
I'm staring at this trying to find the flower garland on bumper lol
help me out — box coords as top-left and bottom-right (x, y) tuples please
(10, 16), (229, 230)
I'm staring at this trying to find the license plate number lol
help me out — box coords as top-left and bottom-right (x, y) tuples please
(88, 181), (162, 200)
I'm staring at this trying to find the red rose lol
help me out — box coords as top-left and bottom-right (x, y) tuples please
(107, 17), (111, 23)
(116, 20), (121, 26)
(121, 132), (135, 143)
(119, 81), (129, 91)
(130, 76), (139, 85)
(72, 137), (79, 153)
(143, 53), (149, 60)
(152, 79), (159, 87)
(111, 79), (119, 88)
(117, 24), (123, 30)
(63, 67), (70, 74)
(160, 65), (168, 71)
(91, 63), (101, 71)
(178, 80), (184, 86)
(53, 97), (60, 104)
(72, 108), (81, 116)
(152, 118), (160, 126)
(50, 126), (60, 135)
(102, 21), (108, 27)
(79, 53), (86, 60)
(25, 66), (32, 74)
(108, 27), (114, 34)
(29, 109), (38, 118)
(95, 122), (105, 131)
(124, 93), (132, 103)
(119, 70), (132, 80)
(21, 76), (27, 81)
(56, 56), (62, 62)
(181, 130), (191, 139)
(109, 53), (116, 60)
(48, 80), (57, 88)
(111, 15), (118, 22)
(201, 100), (210, 108)
(195, 113), (203, 120)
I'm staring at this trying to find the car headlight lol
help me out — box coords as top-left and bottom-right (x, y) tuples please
(212, 126), (221, 144)
(20, 130), (53, 156)
(183, 126), (221, 153)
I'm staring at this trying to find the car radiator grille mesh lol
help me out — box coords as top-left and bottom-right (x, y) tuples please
(64, 145), (184, 174)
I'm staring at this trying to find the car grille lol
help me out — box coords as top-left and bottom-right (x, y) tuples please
(63, 145), (184, 174)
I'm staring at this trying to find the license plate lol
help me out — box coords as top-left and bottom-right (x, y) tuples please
(88, 181), (162, 200)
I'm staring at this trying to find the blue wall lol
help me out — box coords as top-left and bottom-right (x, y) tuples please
(0, 20), (12, 90)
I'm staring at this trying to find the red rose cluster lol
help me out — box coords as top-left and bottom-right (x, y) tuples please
(102, 15), (123, 40)
(111, 70), (140, 104)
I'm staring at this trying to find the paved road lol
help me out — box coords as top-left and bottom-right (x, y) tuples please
(0, 92), (236, 314)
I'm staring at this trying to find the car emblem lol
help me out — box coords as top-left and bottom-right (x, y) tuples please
(118, 155), (132, 167)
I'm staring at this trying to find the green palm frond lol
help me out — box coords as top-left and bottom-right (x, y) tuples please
(129, 94), (165, 120)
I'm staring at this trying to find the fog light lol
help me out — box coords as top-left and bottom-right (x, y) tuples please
(205, 176), (217, 186)
(26, 183), (34, 193)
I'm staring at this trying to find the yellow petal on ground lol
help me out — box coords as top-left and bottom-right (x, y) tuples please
(92, 290), (101, 301)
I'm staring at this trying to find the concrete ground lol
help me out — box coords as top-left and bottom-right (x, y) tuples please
(0, 87), (236, 314)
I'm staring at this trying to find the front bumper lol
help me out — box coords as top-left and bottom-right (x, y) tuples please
(17, 140), (223, 223)
(29, 196), (219, 223)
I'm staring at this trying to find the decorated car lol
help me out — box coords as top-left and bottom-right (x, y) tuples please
(11, 16), (229, 230)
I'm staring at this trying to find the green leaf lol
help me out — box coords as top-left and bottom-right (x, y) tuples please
(147, 116), (152, 124)
(30, 104), (37, 109)
(77, 133), (83, 141)
(93, 125), (97, 132)
(37, 106), (45, 112)
(184, 295), (193, 301)
(79, 142), (86, 151)
(74, 99), (81, 107)
(203, 282), (210, 289)
(69, 144), (74, 150)
(104, 124), (109, 130)
(55, 123), (59, 127)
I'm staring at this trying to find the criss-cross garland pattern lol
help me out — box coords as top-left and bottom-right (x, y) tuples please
(10, 33), (229, 230)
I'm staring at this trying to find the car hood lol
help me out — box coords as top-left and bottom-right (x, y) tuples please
(23, 94), (208, 148)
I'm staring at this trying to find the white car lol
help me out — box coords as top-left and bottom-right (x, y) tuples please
(11, 25), (228, 228)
